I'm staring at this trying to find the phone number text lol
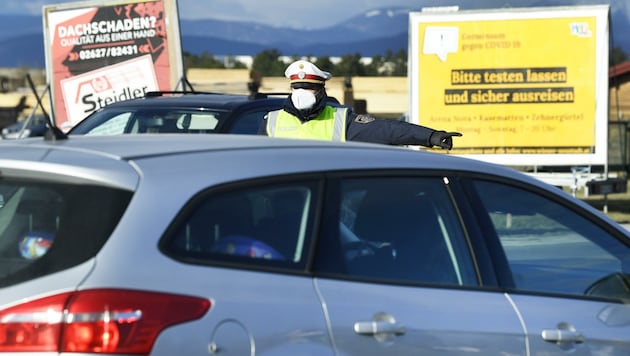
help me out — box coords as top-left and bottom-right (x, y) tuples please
(79, 45), (139, 60)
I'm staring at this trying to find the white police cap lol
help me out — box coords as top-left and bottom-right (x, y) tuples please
(285, 60), (332, 86)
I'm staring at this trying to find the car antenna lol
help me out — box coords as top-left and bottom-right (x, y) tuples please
(25, 73), (67, 141)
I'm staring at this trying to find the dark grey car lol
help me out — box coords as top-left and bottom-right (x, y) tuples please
(67, 91), (288, 136)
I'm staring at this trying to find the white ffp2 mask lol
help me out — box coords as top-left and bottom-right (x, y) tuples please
(291, 89), (317, 110)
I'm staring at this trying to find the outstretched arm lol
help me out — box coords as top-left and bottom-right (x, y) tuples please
(346, 112), (461, 148)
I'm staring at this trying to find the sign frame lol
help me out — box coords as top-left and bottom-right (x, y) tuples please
(408, 5), (610, 166)
(42, 0), (184, 129)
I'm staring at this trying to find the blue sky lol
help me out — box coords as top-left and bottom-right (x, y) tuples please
(0, 0), (431, 28)
(2, 0), (628, 30)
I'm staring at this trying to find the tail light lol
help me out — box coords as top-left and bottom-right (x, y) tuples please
(0, 289), (211, 353)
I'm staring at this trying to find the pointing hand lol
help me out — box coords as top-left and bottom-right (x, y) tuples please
(429, 131), (463, 150)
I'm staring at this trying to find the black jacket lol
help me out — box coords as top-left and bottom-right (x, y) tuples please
(259, 95), (436, 147)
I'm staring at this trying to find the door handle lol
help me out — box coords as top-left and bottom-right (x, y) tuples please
(541, 329), (584, 344)
(354, 320), (407, 336)
(354, 312), (406, 343)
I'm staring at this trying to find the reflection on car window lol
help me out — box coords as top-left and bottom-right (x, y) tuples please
(133, 111), (221, 134)
(317, 177), (477, 286)
(176, 113), (218, 131)
(84, 112), (132, 135)
(474, 180), (630, 301)
(163, 181), (319, 269)
(0, 187), (60, 261)
(78, 110), (223, 135)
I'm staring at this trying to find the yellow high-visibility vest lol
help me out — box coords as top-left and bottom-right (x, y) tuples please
(266, 106), (347, 141)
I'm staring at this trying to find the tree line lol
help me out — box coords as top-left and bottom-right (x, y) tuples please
(183, 46), (629, 77)
(184, 48), (410, 77)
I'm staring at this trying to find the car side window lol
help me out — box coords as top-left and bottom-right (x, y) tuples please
(317, 176), (477, 286)
(473, 180), (630, 301)
(162, 181), (319, 269)
(228, 110), (268, 134)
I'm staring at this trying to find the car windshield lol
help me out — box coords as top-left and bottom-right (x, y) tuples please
(69, 108), (226, 135)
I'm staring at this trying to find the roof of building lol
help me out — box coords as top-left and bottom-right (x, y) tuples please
(610, 60), (630, 79)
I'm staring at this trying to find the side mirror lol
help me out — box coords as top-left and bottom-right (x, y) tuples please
(585, 272), (630, 301)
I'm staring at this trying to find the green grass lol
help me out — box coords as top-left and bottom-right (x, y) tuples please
(580, 194), (630, 223)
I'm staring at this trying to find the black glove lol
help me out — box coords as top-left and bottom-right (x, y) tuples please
(429, 131), (462, 150)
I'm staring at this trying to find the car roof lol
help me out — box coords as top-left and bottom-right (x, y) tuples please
(0, 134), (533, 180)
(1, 134), (388, 159)
(1, 134), (612, 225)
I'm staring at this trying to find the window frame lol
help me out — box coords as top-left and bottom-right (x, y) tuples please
(460, 173), (630, 302)
(159, 174), (326, 275)
(314, 170), (482, 288)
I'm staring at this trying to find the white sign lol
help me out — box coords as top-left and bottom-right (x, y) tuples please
(60, 54), (158, 125)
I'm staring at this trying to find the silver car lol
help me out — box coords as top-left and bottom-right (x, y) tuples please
(0, 134), (629, 355)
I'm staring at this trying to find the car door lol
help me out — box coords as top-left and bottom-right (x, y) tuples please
(159, 179), (334, 355)
(469, 178), (630, 355)
(313, 175), (527, 355)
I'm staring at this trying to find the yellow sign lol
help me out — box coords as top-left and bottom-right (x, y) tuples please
(409, 6), (610, 165)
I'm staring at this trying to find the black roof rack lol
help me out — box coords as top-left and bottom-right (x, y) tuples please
(145, 90), (226, 97)
(145, 90), (290, 99)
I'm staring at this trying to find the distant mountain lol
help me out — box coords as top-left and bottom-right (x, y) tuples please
(180, 7), (410, 57)
(179, 7), (410, 46)
(0, 5), (627, 68)
(0, 7), (413, 68)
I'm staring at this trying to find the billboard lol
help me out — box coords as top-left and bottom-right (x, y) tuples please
(409, 6), (610, 166)
(43, 0), (183, 128)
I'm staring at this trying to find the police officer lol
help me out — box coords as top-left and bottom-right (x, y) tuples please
(259, 60), (462, 149)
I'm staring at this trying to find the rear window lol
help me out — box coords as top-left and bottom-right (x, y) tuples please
(0, 180), (132, 287)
